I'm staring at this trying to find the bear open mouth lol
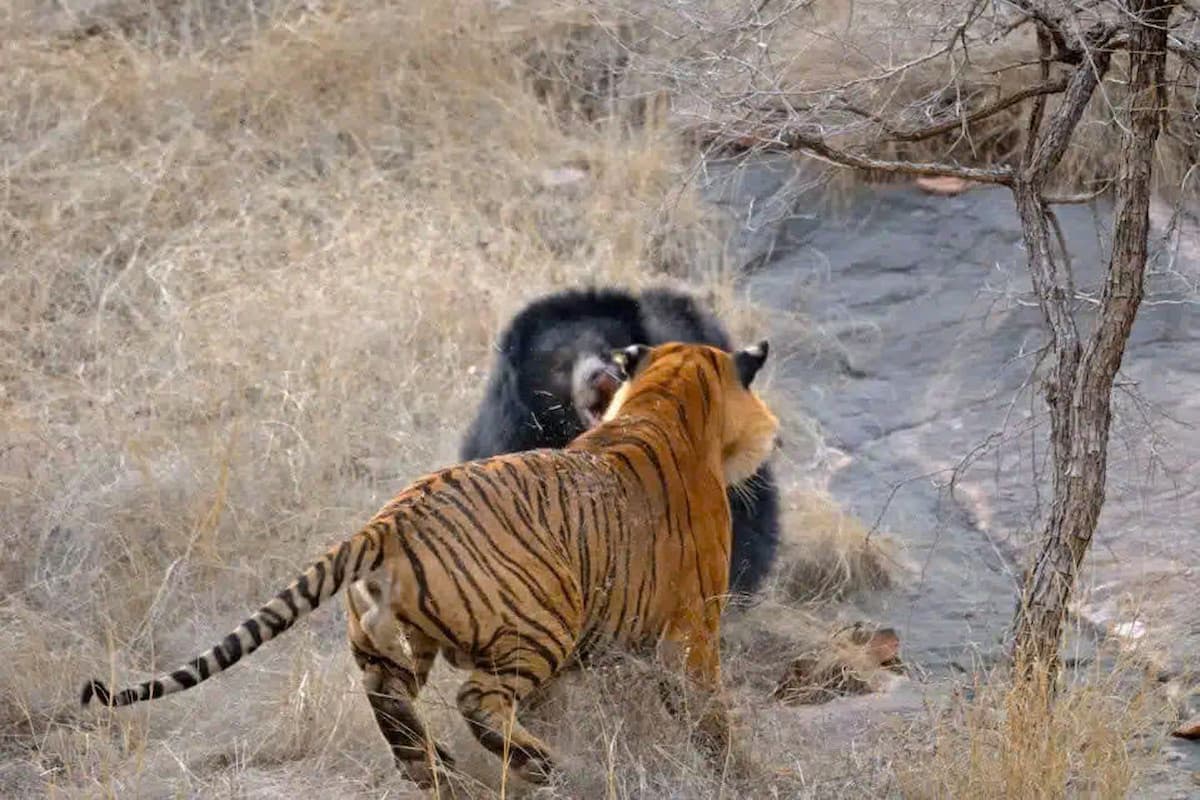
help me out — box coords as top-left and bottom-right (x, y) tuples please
(577, 364), (623, 428)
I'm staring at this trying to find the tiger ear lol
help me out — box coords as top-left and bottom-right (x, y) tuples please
(611, 344), (650, 379)
(734, 340), (769, 388)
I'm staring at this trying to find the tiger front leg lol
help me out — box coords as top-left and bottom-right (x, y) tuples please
(657, 616), (744, 775)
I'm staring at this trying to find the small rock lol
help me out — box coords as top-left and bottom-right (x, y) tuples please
(539, 167), (588, 190)
(860, 626), (902, 667)
(1112, 620), (1147, 640)
(915, 176), (974, 196)
(1171, 716), (1200, 740)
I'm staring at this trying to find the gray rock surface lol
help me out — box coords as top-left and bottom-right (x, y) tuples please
(708, 156), (1200, 789)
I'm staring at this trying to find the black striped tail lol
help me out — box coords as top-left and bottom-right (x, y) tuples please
(81, 523), (391, 709)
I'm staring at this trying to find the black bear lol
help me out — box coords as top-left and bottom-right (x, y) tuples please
(460, 286), (781, 597)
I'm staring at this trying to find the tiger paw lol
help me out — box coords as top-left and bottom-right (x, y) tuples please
(397, 745), (456, 789)
(510, 748), (557, 785)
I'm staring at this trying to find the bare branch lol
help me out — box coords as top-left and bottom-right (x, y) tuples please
(838, 78), (1069, 143)
(1081, 16), (1173, 397)
(1169, 36), (1200, 65)
(1046, 207), (1074, 282)
(1023, 23), (1054, 168)
(780, 129), (1014, 184)
(1003, 0), (1122, 63)
(1025, 49), (1114, 185)
(1011, 47), (1112, 374)
(790, 0), (990, 96)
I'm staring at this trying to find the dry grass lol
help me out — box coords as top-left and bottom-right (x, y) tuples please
(898, 656), (1172, 800)
(0, 1), (1176, 797)
(771, 489), (904, 603)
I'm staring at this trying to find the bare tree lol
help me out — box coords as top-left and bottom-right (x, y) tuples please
(1008, 0), (1178, 675)
(622, 0), (1196, 679)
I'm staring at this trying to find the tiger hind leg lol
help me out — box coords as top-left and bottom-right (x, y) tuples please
(456, 660), (560, 785)
(351, 581), (454, 787)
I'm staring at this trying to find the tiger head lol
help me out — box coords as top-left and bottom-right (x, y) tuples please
(603, 341), (780, 486)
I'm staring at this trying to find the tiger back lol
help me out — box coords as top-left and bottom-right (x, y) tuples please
(82, 341), (779, 788)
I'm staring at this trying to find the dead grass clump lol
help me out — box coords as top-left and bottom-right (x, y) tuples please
(7, 0), (292, 51)
(718, 596), (905, 714)
(772, 489), (904, 603)
(773, 623), (904, 705)
(899, 659), (1171, 800)
(516, 9), (639, 123)
(502, 655), (821, 799)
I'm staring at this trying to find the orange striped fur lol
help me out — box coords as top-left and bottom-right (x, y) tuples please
(81, 341), (779, 786)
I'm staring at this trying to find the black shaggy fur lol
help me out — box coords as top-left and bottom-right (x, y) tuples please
(461, 286), (781, 596)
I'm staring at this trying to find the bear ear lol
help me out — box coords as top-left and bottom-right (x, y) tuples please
(734, 340), (769, 388)
(611, 344), (651, 379)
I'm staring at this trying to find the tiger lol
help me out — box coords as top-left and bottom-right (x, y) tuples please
(80, 340), (780, 787)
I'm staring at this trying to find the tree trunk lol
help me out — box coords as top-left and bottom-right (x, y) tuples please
(1011, 0), (1176, 676)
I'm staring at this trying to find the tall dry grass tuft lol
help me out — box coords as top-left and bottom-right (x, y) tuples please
(772, 489), (903, 603)
(899, 654), (1170, 800)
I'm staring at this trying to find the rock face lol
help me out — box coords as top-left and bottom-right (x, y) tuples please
(706, 156), (1200, 781)
(722, 158), (1200, 676)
